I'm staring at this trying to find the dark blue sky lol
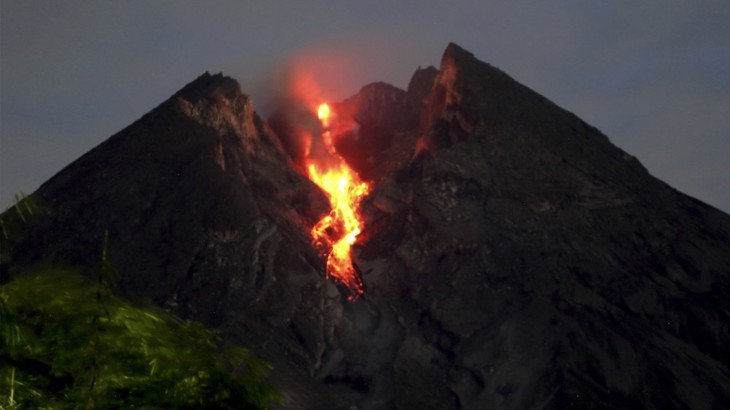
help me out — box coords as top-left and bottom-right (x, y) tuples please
(2, 1), (729, 212)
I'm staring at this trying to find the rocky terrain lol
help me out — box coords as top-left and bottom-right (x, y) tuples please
(3, 43), (729, 409)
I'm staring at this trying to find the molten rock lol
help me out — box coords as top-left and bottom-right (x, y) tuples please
(4, 44), (730, 409)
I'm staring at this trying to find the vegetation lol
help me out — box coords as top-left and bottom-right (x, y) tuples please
(0, 192), (280, 408)
(1, 258), (279, 408)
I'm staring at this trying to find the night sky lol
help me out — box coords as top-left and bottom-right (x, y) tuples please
(2, 1), (728, 212)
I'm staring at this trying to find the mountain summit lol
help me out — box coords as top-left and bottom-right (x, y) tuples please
(4, 44), (729, 409)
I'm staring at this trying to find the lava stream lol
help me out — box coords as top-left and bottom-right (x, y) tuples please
(307, 103), (370, 299)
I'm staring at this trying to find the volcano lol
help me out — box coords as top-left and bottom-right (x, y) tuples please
(3, 43), (729, 409)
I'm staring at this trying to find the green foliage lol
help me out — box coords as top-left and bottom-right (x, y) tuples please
(0, 269), (280, 409)
(1, 192), (49, 234)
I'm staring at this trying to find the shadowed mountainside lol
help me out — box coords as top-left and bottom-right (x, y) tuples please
(3, 43), (729, 409)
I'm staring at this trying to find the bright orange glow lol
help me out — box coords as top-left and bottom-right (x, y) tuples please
(307, 103), (370, 299)
(308, 162), (369, 298)
(317, 103), (331, 126)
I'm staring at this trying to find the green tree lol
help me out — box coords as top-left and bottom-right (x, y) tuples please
(1, 194), (279, 408)
(0, 268), (279, 409)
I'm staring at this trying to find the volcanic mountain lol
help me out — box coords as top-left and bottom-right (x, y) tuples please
(3, 43), (729, 409)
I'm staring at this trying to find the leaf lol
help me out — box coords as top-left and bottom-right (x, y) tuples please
(2, 268), (279, 408)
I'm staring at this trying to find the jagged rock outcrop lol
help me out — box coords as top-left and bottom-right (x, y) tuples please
(332, 67), (438, 181)
(3, 44), (729, 409)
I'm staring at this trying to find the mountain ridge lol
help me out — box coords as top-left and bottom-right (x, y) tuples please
(2, 43), (729, 409)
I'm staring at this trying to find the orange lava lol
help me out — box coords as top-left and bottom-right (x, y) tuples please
(307, 103), (370, 299)
(317, 103), (331, 127)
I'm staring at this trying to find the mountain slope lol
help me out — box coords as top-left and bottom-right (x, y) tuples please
(352, 43), (730, 409)
(3, 44), (729, 409)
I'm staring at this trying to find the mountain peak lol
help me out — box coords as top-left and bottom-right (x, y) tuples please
(15, 69), (326, 295)
(437, 42), (497, 85)
(174, 71), (242, 104)
(441, 42), (475, 64)
(169, 72), (258, 141)
(406, 65), (438, 98)
(4, 44), (729, 409)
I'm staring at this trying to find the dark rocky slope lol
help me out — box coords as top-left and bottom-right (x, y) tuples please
(351, 44), (730, 409)
(3, 44), (729, 409)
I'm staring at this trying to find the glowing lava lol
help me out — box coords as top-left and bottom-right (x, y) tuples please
(317, 103), (331, 127)
(308, 103), (370, 299)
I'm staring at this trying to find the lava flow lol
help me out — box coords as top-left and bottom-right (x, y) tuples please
(307, 103), (370, 299)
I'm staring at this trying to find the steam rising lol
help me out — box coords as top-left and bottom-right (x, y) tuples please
(264, 55), (354, 171)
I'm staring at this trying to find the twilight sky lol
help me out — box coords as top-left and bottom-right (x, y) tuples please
(1, 1), (729, 212)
